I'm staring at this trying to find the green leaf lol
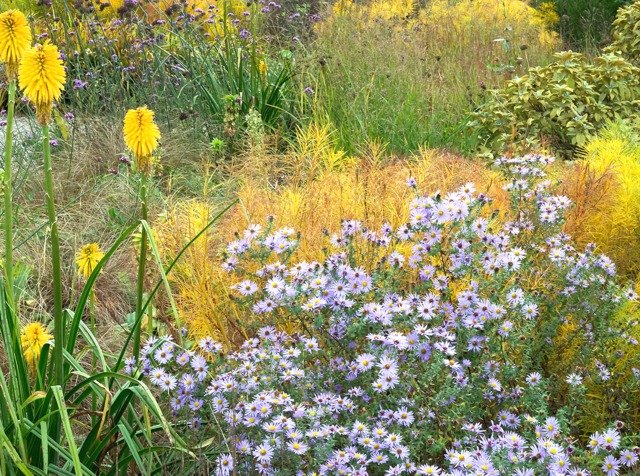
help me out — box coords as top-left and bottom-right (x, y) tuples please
(50, 387), (82, 476)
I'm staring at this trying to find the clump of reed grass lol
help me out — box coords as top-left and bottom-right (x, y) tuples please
(304, 0), (558, 154)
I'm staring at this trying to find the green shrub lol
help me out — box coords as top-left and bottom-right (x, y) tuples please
(468, 51), (640, 158)
(605, 1), (640, 65)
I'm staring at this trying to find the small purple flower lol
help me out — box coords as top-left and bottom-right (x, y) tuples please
(73, 79), (89, 90)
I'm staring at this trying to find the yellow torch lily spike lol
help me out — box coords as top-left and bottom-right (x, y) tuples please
(0, 9), (32, 81)
(21, 322), (53, 372)
(76, 243), (105, 280)
(123, 106), (161, 175)
(18, 40), (66, 126)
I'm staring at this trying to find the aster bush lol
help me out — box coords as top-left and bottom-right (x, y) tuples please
(133, 154), (640, 474)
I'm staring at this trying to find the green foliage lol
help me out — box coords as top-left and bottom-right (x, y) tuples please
(166, 30), (296, 134)
(35, 1), (296, 142)
(469, 51), (640, 158)
(0, 237), (182, 474)
(604, 1), (640, 65)
(305, 0), (558, 155)
(533, 0), (630, 48)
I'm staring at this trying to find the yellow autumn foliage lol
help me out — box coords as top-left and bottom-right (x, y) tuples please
(422, 0), (559, 48)
(153, 197), (251, 348)
(563, 121), (640, 278)
(153, 130), (506, 342)
(322, 0), (559, 50)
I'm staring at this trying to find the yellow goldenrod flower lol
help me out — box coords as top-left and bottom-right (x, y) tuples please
(18, 40), (66, 125)
(75, 243), (105, 280)
(0, 9), (32, 81)
(21, 322), (53, 371)
(123, 106), (161, 175)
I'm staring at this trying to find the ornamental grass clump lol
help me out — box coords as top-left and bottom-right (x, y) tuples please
(310, 0), (558, 153)
(134, 155), (640, 474)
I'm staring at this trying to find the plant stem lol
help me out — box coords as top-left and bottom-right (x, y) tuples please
(132, 173), (148, 359)
(3, 80), (16, 308)
(43, 124), (64, 385)
(42, 123), (64, 461)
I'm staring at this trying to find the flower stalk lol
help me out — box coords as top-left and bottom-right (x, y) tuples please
(42, 123), (64, 386)
(133, 173), (148, 358)
(3, 80), (17, 308)
(123, 106), (160, 358)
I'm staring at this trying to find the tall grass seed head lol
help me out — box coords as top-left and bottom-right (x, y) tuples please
(18, 40), (66, 125)
(21, 322), (53, 371)
(123, 106), (161, 175)
(0, 9), (32, 81)
(76, 243), (105, 280)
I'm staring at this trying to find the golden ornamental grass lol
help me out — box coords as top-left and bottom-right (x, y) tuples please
(123, 106), (161, 175)
(18, 40), (66, 125)
(0, 9), (32, 81)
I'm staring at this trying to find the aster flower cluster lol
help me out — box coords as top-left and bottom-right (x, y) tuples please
(138, 327), (640, 475)
(132, 155), (640, 474)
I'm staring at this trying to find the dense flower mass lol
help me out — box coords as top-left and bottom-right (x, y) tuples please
(0, 9), (32, 80)
(130, 155), (640, 475)
(123, 106), (161, 174)
(18, 41), (66, 125)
